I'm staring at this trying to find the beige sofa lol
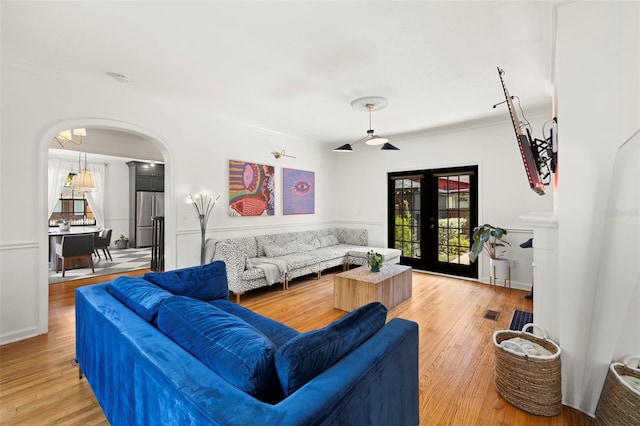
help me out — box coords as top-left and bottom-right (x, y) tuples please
(205, 228), (401, 302)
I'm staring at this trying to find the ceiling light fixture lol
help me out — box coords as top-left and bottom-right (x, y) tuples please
(333, 96), (399, 152)
(271, 149), (296, 159)
(381, 142), (400, 151)
(71, 152), (96, 193)
(55, 128), (86, 148)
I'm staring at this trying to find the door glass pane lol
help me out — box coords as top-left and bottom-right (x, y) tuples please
(435, 174), (471, 265)
(393, 177), (421, 259)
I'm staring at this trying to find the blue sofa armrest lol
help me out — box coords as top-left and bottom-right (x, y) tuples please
(76, 284), (419, 426)
(277, 318), (419, 426)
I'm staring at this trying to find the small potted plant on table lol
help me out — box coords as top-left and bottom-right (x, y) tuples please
(115, 234), (129, 249)
(469, 224), (511, 281)
(367, 250), (384, 272)
(56, 218), (70, 231)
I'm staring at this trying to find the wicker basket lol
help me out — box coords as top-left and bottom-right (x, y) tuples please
(493, 323), (562, 416)
(594, 355), (640, 426)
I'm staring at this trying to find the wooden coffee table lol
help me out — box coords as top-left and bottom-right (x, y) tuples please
(333, 264), (412, 312)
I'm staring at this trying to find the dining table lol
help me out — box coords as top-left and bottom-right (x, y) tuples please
(48, 226), (102, 271)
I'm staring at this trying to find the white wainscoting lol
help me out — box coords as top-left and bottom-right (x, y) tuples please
(0, 241), (45, 345)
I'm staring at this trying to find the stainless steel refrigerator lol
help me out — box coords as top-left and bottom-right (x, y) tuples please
(135, 191), (164, 248)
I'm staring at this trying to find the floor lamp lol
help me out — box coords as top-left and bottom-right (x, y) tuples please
(188, 192), (221, 265)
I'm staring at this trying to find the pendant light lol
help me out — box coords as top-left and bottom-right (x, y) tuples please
(333, 96), (399, 152)
(71, 152), (96, 193)
(55, 128), (86, 148)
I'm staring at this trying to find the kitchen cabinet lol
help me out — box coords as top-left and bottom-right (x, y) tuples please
(127, 161), (165, 247)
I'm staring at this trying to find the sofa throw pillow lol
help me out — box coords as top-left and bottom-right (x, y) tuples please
(275, 302), (387, 396)
(318, 234), (339, 247)
(209, 299), (300, 348)
(263, 241), (298, 257)
(296, 243), (315, 252)
(157, 296), (281, 401)
(144, 261), (228, 301)
(108, 276), (173, 325)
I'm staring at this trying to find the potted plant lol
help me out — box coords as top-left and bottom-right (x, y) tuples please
(469, 224), (511, 280)
(115, 234), (129, 249)
(366, 250), (384, 272)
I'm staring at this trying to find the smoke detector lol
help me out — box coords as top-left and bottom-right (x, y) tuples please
(106, 72), (133, 83)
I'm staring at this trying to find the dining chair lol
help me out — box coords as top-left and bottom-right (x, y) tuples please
(94, 229), (113, 261)
(55, 234), (95, 277)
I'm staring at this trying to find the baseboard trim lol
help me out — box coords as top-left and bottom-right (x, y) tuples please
(0, 326), (41, 346)
(412, 269), (531, 292)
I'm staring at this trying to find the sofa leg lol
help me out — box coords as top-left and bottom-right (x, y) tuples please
(71, 358), (84, 379)
(317, 271), (321, 280)
(233, 291), (244, 304)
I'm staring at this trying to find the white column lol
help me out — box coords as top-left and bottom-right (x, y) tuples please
(520, 212), (559, 342)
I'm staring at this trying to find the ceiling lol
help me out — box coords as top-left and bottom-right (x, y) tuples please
(2, 1), (554, 146)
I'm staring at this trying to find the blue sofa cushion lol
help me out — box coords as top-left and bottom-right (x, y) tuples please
(144, 261), (229, 301)
(108, 276), (173, 324)
(275, 302), (387, 396)
(209, 299), (300, 348)
(157, 296), (280, 400)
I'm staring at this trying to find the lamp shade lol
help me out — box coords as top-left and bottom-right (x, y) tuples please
(71, 170), (96, 192)
(380, 142), (400, 150)
(366, 135), (389, 146)
(73, 128), (87, 137)
(58, 130), (72, 140)
(333, 144), (354, 152)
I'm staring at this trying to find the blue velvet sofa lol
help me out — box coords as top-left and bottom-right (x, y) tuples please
(75, 261), (419, 425)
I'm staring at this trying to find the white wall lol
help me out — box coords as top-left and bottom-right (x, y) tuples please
(0, 66), (332, 344)
(555, 0), (640, 415)
(329, 115), (554, 287)
(105, 160), (133, 243)
(0, 60), (553, 344)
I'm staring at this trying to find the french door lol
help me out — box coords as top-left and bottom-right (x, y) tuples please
(388, 166), (478, 278)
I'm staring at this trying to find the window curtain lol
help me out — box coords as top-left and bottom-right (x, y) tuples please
(47, 158), (76, 218)
(85, 163), (106, 227)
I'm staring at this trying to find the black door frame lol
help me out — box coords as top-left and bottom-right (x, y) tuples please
(388, 165), (478, 278)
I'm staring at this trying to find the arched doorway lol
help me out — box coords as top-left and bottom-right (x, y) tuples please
(39, 119), (175, 333)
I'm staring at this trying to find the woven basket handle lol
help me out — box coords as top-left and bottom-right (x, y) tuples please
(522, 323), (547, 338)
(623, 354), (640, 370)
(500, 339), (529, 356)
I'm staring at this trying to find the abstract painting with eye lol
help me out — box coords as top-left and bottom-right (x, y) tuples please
(283, 168), (315, 215)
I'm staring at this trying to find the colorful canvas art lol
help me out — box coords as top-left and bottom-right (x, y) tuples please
(228, 160), (275, 216)
(283, 168), (315, 215)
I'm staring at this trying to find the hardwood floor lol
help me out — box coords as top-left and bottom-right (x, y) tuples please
(0, 268), (594, 425)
